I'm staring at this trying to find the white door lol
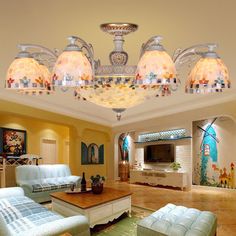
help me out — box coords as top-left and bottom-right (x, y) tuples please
(40, 139), (57, 164)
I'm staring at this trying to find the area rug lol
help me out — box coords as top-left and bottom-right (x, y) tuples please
(42, 203), (153, 236)
(91, 206), (153, 236)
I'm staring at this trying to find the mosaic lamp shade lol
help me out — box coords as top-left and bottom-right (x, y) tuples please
(75, 80), (158, 109)
(52, 50), (93, 87)
(6, 55), (51, 95)
(38, 64), (53, 93)
(185, 56), (230, 93)
(135, 49), (178, 96)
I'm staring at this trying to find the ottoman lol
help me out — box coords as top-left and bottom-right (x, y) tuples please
(137, 203), (217, 236)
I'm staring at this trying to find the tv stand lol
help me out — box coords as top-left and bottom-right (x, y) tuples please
(130, 169), (187, 190)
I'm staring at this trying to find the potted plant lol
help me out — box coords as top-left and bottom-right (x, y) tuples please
(170, 162), (181, 171)
(90, 174), (105, 194)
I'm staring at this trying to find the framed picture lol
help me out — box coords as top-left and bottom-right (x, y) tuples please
(0, 128), (27, 156)
(81, 142), (104, 165)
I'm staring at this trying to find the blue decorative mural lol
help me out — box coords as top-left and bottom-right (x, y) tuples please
(193, 118), (236, 189)
(200, 125), (218, 185)
(118, 133), (130, 161)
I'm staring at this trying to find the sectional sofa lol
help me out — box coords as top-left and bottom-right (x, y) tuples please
(16, 164), (81, 203)
(0, 187), (90, 236)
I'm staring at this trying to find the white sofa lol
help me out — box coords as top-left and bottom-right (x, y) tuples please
(0, 187), (90, 236)
(16, 164), (81, 203)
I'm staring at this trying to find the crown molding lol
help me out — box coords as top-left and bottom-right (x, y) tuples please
(1, 89), (236, 129)
(112, 92), (236, 127)
(0, 90), (113, 127)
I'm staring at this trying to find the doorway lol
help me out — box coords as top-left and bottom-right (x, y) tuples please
(40, 138), (57, 164)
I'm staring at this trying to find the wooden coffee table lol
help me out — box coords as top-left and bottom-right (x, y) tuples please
(50, 187), (132, 228)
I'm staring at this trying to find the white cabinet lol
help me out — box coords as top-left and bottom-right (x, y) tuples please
(130, 170), (187, 190)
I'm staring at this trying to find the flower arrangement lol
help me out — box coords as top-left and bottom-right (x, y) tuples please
(90, 174), (105, 194)
(90, 174), (105, 185)
(170, 162), (181, 171)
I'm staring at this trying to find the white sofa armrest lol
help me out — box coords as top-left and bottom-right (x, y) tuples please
(18, 215), (90, 236)
(68, 175), (81, 184)
(17, 181), (34, 192)
(0, 187), (24, 199)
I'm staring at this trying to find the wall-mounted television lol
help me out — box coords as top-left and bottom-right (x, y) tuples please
(144, 144), (175, 163)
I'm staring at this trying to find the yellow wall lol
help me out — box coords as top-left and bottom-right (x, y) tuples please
(0, 113), (69, 163)
(0, 100), (112, 179)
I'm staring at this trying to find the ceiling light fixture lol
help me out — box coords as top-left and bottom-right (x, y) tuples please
(5, 23), (230, 120)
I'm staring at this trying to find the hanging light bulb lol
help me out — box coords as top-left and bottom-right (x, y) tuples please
(52, 36), (93, 88)
(136, 36), (178, 96)
(185, 46), (230, 93)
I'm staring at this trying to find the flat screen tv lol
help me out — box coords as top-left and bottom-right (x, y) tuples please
(144, 144), (175, 163)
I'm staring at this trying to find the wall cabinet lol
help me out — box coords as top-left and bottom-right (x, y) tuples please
(130, 169), (187, 190)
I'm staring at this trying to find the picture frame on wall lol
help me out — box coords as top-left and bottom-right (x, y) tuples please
(81, 142), (104, 165)
(0, 128), (27, 156)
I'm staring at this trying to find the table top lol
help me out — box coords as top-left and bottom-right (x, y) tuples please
(50, 187), (132, 209)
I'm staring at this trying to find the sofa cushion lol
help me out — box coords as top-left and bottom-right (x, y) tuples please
(137, 204), (217, 236)
(15, 166), (41, 185)
(0, 214), (11, 236)
(38, 164), (71, 179)
(0, 196), (63, 235)
(32, 182), (73, 193)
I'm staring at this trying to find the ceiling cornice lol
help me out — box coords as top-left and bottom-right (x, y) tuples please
(1, 89), (236, 128)
(112, 93), (236, 127)
(0, 90), (113, 127)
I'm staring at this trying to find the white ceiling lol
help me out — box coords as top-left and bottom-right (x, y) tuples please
(0, 0), (235, 127)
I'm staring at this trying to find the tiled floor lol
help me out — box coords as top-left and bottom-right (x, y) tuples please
(105, 180), (236, 236)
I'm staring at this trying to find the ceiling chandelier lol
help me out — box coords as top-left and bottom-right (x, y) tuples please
(5, 23), (230, 120)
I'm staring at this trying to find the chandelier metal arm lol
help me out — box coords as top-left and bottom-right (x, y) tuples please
(70, 36), (96, 74)
(18, 44), (58, 59)
(139, 35), (163, 58)
(173, 43), (217, 66)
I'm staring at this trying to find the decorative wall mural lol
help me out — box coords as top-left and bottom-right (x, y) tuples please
(192, 117), (236, 189)
(81, 142), (104, 165)
(118, 133), (130, 161)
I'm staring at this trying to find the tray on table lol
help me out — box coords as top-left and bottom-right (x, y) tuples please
(65, 187), (92, 194)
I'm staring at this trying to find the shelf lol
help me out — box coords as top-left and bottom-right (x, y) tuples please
(134, 136), (192, 144)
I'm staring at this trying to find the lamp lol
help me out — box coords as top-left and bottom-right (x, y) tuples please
(6, 45), (56, 95)
(185, 46), (230, 93)
(136, 36), (178, 96)
(5, 23), (230, 120)
(52, 36), (93, 87)
(6, 50), (50, 95)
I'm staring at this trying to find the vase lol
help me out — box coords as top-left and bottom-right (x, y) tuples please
(92, 183), (103, 194)
(119, 161), (129, 181)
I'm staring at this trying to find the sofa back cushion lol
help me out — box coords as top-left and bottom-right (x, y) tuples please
(39, 164), (71, 179)
(16, 165), (41, 185)
(0, 187), (24, 199)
